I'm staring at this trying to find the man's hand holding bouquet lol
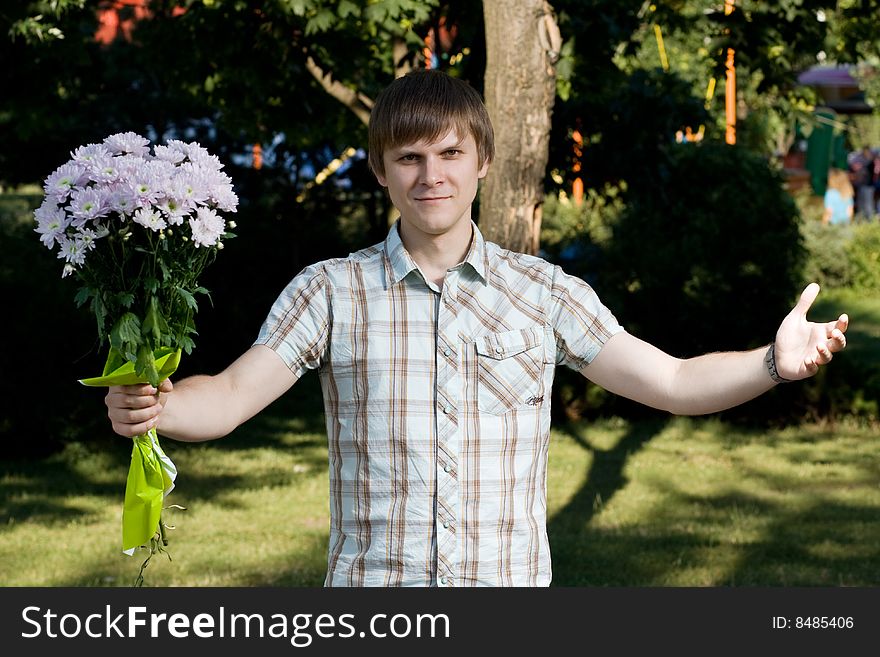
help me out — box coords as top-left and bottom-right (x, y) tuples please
(34, 132), (238, 583)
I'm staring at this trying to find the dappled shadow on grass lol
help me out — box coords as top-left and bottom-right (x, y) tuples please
(1, 375), (330, 529)
(45, 533), (332, 588)
(0, 444), (132, 526)
(547, 416), (669, 585)
(548, 419), (880, 586)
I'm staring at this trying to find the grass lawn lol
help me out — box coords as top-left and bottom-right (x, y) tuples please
(1, 288), (877, 587)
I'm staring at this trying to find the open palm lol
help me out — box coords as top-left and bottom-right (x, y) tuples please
(774, 283), (848, 381)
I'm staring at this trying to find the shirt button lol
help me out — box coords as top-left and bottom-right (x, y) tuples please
(443, 463), (452, 473)
(440, 576), (448, 585)
(444, 348), (452, 357)
(443, 404), (452, 414)
(442, 520), (450, 529)
(495, 346), (503, 354)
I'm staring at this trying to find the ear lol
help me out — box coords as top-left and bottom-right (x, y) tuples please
(375, 171), (388, 187)
(477, 159), (490, 180)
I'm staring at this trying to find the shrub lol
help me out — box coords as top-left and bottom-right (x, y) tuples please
(600, 142), (805, 358)
(800, 218), (880, 294)
(543, 142), (815, 424)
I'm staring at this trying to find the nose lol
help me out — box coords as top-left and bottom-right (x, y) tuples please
(420, 156), (443, 186)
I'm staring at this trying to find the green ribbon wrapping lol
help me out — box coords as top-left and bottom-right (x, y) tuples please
(80, 347), (181, 555)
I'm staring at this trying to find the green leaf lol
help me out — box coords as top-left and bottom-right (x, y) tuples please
(142, 296), (170, 345)
(285, 0), (311, 17)
(338, 0), (359, 19)
(136, 345), (160, 388)
(175, 286), (199, 312)
(116, 292), (135, 308)
(305, 8), (336, 35)
(74, 286), (92, 307)
(180, 335), (196, 355)
(109, 312), (142, 361)
(159, 259), (172, 282)
(93, 293), (108, 339)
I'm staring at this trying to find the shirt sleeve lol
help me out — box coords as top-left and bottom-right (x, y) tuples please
(548, 265), (624, 371)
(253, 263), (331, 379)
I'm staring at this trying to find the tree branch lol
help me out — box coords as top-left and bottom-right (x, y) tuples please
(303, 51), (373, 126)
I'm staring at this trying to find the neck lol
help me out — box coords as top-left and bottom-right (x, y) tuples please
(398, 219), (473, 287)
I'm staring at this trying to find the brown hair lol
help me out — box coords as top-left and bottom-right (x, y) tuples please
(827, 168), (854, 199)
(368, 70), (495, 177)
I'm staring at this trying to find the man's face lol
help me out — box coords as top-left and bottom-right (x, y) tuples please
(376, 129), (489, 238)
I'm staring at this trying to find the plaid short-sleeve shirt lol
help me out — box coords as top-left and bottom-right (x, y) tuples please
(254, 221), (623, 586)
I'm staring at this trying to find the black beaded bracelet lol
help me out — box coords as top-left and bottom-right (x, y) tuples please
(764, 343), (790, 384)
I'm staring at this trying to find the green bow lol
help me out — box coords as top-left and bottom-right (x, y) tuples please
(80, 347), (181, 554)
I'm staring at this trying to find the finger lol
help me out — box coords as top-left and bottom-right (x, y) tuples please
(108, 409), (159, 438)
(111, 415), (159, 438)
(105, 391), (158, 410)
(121, 383), (160, 395)
(111, 404), (162, 426)
(816, 342), (833, 365)
(158, 379), (173, 394)
(836, 314), (849, 333)
(803, 356), (819, 376)
(828, 328), (847, 352)
(792, 283), (820, 318)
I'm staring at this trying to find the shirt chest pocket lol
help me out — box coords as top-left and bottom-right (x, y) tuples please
(474, 326), (555, 415)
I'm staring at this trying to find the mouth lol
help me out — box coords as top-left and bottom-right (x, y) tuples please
(414, 195), (452, 202)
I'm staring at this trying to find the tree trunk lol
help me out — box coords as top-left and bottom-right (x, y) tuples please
(481, 0), (559, 254)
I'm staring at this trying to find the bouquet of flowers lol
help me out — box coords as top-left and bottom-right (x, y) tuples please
(34, 131), (238, 581)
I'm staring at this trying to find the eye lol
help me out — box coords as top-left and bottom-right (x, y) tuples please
(444, 149), (461, 156)
(398, 153), (419, 162)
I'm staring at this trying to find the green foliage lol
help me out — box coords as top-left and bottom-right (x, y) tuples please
(75, 228), (220, 386)
(848, 114), (880, 152)
(540, 183), (625, 258)
(0, 191), (102, 457)
(802, 220), (880, 294)
(601, 142), (805, 358)
(7, 1), (85, 42)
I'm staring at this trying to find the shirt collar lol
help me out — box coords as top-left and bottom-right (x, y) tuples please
(383, 220), (489, 288)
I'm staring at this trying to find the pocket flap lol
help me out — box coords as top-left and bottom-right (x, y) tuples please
(475, 326), (544, 360)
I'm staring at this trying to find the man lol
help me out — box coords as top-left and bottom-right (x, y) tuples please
(852, 145), (877, 221)
(106, 70), (848, 587)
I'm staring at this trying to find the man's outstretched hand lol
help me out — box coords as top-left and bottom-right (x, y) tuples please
(774, 283), (848, 381)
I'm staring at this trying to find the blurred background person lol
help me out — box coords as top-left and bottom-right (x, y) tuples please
(823, 168), (854, 226)
(850, 145), (877, 221)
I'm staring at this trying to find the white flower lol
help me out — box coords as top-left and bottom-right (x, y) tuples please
(156, 196), (189, 225)
(86, 157), (122, 184)
(171, 164), (210, 209)
(76, 227), (102, 251)
(108, 186), (138, 215)
(188, 206), (225, 247)
(61, 263), (76, 278)
(131, 174), (164, 207)
(145, 159), (176, 180)
(113, 154), (147, 178)
(57, 237), (86, 266)
(71, 143), (111, 166)
(133, 207), (168, 231)
(165, 140), (190, 158)
(103, 132), (151, 156)
(69, 187), (110, 226)
(153, 144), (186, 164)
(183, 141), (210, 163)
(211, 186), (239, 212)
(187, 148), (223, 171)
(34, 200), (70, 248)
(43, 162), (87, 201)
